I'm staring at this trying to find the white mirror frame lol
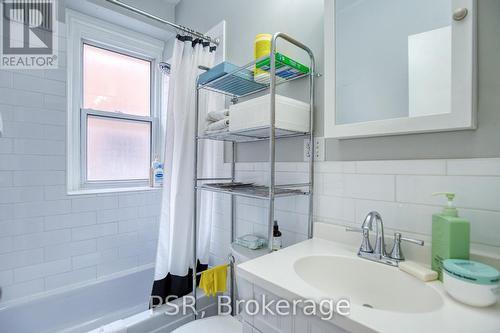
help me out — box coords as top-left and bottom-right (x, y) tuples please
(324, 0), (477, 139)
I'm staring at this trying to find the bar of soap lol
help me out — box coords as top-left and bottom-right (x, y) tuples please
(399, 261), (438, 282)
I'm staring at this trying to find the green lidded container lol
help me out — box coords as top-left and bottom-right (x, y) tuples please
(443, 259), (500, 285)
(442, 259), (499, 307)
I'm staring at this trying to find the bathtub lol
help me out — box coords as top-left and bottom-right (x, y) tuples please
(0, 266), (218, 333)
(0, 266), (154, 333)
(91, 295), (219, 333)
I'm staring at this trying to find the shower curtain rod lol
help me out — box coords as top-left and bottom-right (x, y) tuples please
(104, 0), (220, 45)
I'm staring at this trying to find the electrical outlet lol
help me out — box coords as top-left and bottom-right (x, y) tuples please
(304, 137), (325, 161)
(314, 137), (325, 161)
(303, 138), (312, 161)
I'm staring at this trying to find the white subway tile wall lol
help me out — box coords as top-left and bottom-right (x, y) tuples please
(0, 25), (162, 304)
(315, 159), (500, 245)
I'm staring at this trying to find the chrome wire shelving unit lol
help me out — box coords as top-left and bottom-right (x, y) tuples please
(192, 32), (315, 316)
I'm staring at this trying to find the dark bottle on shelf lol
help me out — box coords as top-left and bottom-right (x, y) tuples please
(272, 220), (282, 251)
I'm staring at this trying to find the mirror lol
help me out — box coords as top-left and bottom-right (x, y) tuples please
(324, 0), (476, 139)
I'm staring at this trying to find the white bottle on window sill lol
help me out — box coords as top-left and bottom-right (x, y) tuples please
(152, 156), (164, 188)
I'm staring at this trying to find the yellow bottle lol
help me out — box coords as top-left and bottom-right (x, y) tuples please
(254, 34), (272, 83)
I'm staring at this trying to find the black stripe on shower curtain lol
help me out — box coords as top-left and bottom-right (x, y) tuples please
(150, 34), (216, 308)
(151, 261), (208, 307)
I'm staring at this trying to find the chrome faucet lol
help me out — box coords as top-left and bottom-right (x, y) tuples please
(347, 211), (424, 267)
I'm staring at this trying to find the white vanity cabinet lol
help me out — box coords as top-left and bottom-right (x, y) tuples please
(237, 278), (350, 333)
(293, 311), (349, 333)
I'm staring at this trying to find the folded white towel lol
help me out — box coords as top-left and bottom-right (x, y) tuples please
(206, 109), (229, 122)
(206, 118), (229, 132)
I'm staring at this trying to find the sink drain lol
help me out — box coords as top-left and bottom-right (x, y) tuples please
(362, 304), (374, 309)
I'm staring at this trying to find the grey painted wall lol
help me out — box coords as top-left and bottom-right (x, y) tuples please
(175, 0), (500, 162)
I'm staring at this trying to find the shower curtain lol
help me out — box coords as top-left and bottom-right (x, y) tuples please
(152, 35), (222, 304)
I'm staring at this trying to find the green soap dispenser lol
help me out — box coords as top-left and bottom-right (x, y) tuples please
(431, 192), (470, 281)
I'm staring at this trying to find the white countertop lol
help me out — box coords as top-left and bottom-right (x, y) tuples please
(237, 236), (500, 333)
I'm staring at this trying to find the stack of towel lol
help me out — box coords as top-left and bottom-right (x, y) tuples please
(206, 109), (229, 132)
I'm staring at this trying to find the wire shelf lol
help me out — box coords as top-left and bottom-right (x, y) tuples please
(198, 183), (309, 199)
(199, 126), (309, 143)
(197, 55), (310, 98)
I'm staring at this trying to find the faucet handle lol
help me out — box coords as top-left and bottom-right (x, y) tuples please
(401, 235), (424, 246)
(389, 232), (424, 261)
(345, 226), (363, 233)
(345, 226), (373, 253)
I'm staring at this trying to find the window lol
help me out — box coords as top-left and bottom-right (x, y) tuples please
(82, 44), (152, 183)
(67, 11), (164, 192)
(83, 44), (151, 116)
(86, 115), (151, 181)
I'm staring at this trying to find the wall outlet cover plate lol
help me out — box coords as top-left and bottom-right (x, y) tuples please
(304, 138), (312, 161)
(304, 137), (325, 161)
(314, 137), (325, 161)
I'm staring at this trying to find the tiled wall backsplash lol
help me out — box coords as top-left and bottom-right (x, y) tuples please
(208, 159), (500, 267)
(0, 24), (161, 304)
(315, 159), (500, 247)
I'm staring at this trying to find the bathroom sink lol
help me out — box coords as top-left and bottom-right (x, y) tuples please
(294, 255), (443, 313)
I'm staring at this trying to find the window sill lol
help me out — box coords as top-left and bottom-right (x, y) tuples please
(67, 186), (162, 196)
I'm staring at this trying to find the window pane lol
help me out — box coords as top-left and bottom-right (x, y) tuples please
(87, 116), (150, 181)
(83, 44), (151, 116)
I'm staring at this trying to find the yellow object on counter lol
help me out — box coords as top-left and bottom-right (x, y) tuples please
(199, 264), (228, 297)
(254, 33), (272, 82)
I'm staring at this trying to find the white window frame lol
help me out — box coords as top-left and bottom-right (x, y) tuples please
(66, 10), (164, 193)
